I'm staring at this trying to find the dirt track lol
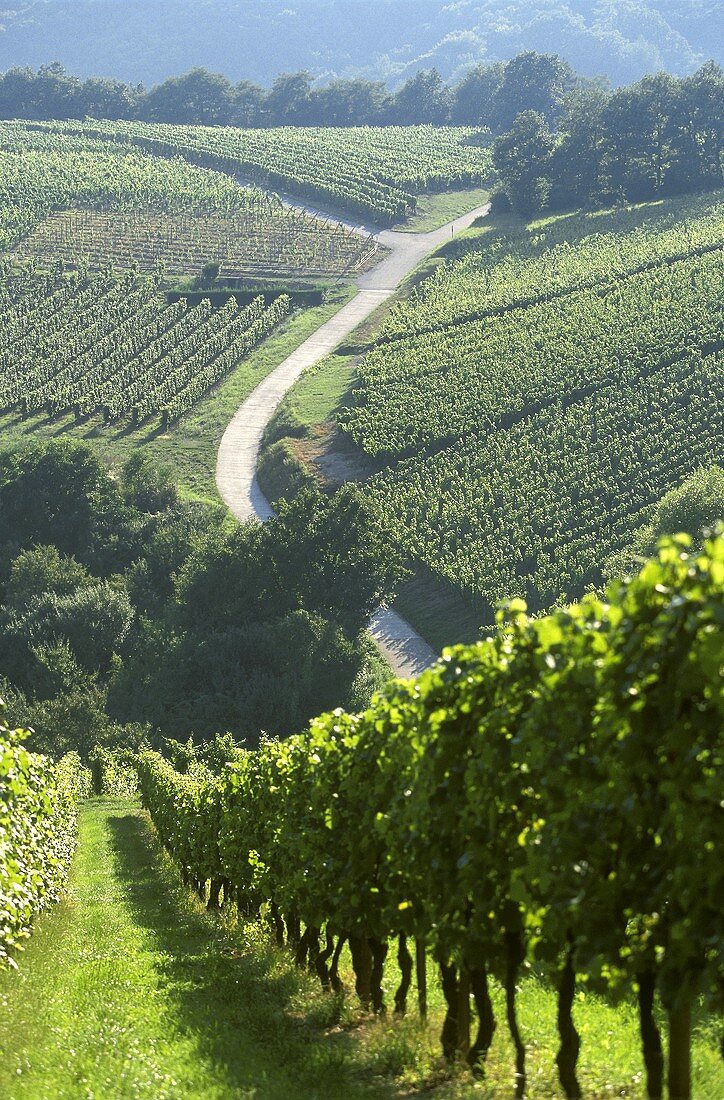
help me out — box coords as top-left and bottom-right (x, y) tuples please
(216, 200), (490, 676)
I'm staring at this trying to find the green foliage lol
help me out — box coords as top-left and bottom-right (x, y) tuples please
(0, 268), (291, 426)
(0, 702), (90, 966)
(88, 744), (139, 798)
(138, 534), (723, 1085)
(0, 443), (395, 755)
(4, 545), (92, 611)
(606, 465), (724, 579)
(1, 582), (133, 677)
(27, 118), (493, 225)
(0, 121), (375, 275)
(493, 109), (555, 215)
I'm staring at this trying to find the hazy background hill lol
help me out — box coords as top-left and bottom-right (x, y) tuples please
(0, 0), (720, 88)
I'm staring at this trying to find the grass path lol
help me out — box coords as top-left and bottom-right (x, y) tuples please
(0, 799), (393, 1100)
(0, 799), (722, 1099)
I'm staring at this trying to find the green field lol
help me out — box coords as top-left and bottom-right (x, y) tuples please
(19, 119), (493, 226)
(0, 122), (376, 277)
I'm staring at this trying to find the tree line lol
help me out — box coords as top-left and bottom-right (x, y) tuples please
(0, 52), (585, 129)
(493, 62), (723, 214)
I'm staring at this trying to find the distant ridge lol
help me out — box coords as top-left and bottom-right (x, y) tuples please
(0, 0), (719, 87)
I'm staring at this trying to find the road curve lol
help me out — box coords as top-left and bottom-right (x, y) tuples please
(216, 201), (490, 677)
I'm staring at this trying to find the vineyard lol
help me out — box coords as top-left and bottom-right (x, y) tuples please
(0, 122), (374, 277)
(0, 706), (91, 966)
(22, 119), (493, 225)
(0, 267), (291, 425)
(13, 207), (376, 279)
(136, 535), (723, 1099)
(378, 193), (724, 339)
(340, 194), (724, 616)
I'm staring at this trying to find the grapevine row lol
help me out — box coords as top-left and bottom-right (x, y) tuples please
(0, 270), (291, 424)
(0, 122), (373, 276)
(23, 119), (493, 225)
(0, 706), (91, 967)
(137, 535), (723, 1098)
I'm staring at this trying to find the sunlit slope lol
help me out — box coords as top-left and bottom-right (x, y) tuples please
(343, 193), (724, 617)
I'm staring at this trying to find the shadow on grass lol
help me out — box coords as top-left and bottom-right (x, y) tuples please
(107, 810), (398, 1100)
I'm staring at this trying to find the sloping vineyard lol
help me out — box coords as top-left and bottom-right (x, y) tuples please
(0, 267), (291, 425)
(379, 191), (724, 339)
(342, 196), (724, 616)
(136, 535), (723, 1098)
(24, 119), (493, 225)
(0, 123), (374, 276)
(13, 208), (376, 279)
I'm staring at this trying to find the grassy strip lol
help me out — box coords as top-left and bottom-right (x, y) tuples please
(0, 288), (354, 504)
(0, 799), (390, 1099)
(393, 187), (490, 233)
(0, 799), (721, 1098)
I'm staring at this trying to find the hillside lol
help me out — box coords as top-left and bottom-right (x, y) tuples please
(0, 24), (722, 1099)
(266, 191), (724, 640)
(0, 1), (719, 87)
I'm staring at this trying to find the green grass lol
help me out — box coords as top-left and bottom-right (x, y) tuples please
(393, 187), (490, 233)
(0, 800), (392, 1099)
(393, 570), (489, 654)
(0, 289), (354, 504)
(0, 799), (721, 1099)
(265, 352), (358, 445)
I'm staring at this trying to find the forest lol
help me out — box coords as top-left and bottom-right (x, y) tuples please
(0, 1), (718, 87)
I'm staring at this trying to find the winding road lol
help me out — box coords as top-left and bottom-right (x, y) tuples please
(216, 200), (490, 676)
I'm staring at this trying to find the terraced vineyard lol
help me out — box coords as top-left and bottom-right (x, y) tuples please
(23, 119), (493, 225)
(342, 193), (724, 617)
(0, 267), (290, 425)
(0, 123), (374, 276)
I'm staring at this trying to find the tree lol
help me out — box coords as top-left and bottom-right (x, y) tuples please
(4, 546), (92, 611)
(0, 441), (120, 566)
(451, 62), (505, 126)
(493, 110), (556, 216)
(142, 68), (236, 125)
(393, 68), (451, 125)
(264, 71), (314, 125)
(602, 85), (653, 201)
(493, 51), (574, 131)
(79, 76), (141, 120)
(553, 83), (609, 206)
(0, 581), (133, 677)
(675, 62), (724, 191)
(309, 78), (392, 126)
(233, 79), (265, 127)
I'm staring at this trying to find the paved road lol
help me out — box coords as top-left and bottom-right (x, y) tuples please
(216, 200), (490, 677)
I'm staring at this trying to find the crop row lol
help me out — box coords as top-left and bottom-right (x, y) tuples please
(380, 191), (724, 339)
(0, 705), (91, 967)
(24, 120), (493, 225)
(136, 534), (722, 1098)
(0, 122), (373, 273)
(14, 207), (376, 279)
(367, 349), (722, 613)
(0, 269), (291, 425)
(344, 248), (724, 457)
